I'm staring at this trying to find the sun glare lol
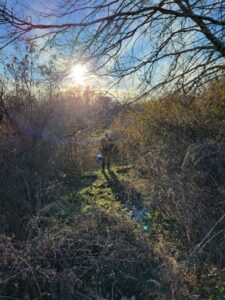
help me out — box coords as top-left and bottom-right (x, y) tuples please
(71, 64), (88, 85)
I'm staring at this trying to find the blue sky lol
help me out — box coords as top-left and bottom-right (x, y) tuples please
(1, 0), (224, 97)
(0, 0), (147, 94)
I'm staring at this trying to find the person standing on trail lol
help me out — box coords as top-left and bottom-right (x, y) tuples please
(99, 133), (114, 171)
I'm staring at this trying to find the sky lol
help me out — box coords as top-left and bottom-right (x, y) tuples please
(0, 1), (116, 93)
(0, 0), (146, 98)
(1, 0), (224, 98)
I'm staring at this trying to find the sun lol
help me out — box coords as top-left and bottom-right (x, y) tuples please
(71, 64), (88, 85)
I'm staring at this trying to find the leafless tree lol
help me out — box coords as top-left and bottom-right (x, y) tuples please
(0, 0), (225, 96)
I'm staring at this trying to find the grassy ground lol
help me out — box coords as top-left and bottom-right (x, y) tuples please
(78, 166), (147, 217)
(42, 165), (151, 234)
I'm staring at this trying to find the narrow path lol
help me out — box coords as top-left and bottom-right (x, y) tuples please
(78, 166), (148, 224)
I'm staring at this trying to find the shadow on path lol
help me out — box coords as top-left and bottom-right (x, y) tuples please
(102, 169), (144, 209)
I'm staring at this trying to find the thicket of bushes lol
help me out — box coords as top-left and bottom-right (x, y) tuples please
(1, 71), (225, 299)
(0, 54), (119, 235)
(113, 78), (225, 298)
(0, 207), (161, 299)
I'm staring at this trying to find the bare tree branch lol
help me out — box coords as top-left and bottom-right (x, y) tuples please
(0, 0), (225, 95)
